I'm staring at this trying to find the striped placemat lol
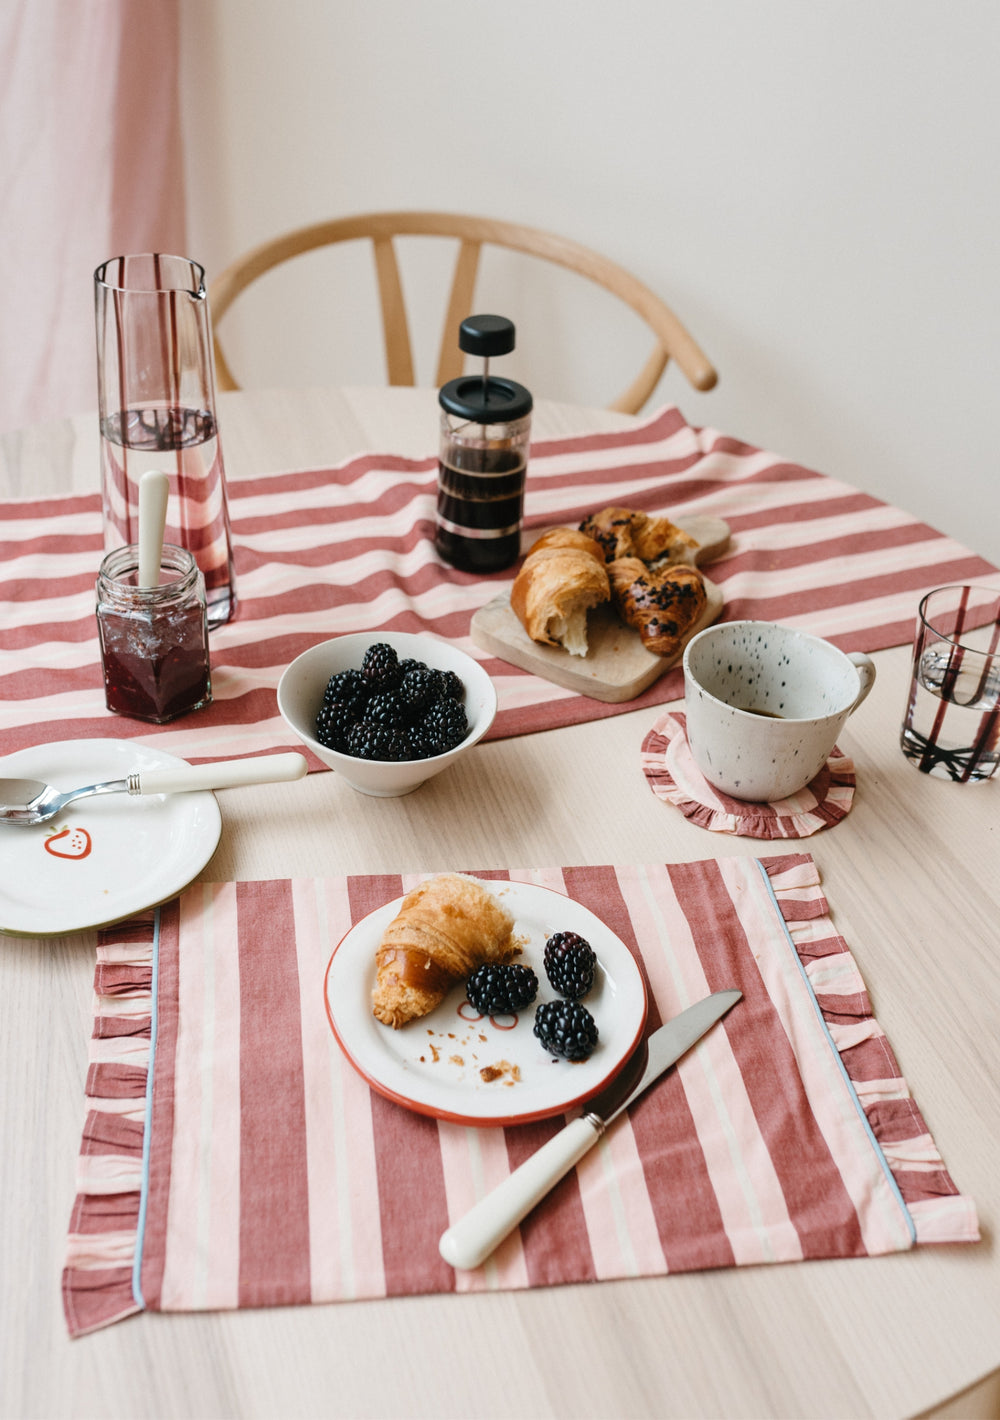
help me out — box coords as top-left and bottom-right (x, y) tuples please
(62, 853), (978, 1337)
(3, 405), (996, 766)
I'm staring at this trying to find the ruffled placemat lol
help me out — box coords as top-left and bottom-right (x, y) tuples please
(641, 711), (855, 838)
(62, 855), (977, 1338)
(3, 405), (997, 768)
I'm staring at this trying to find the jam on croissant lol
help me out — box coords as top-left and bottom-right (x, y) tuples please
(372, 873), (518, 1029)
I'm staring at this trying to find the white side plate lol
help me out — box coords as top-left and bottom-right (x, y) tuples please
(0, 738), (222, 937)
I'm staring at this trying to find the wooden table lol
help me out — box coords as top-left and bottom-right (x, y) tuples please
(2, 389), (998, 1420)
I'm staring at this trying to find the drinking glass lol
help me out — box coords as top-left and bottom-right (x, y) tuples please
(94, 254), (237, 628)
(900, 584), (1000, 781)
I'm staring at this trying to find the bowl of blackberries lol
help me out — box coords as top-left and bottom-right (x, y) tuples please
(277, 632), (498, 797)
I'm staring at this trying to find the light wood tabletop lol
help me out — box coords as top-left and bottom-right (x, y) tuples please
(1, 388), (998, 1420)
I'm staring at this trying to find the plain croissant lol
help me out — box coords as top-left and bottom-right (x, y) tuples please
(510, 528), (610, 656)
(607, 557), (708, 658)
(372, 873), (518, 1029)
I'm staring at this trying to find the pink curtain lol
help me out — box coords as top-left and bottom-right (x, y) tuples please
(0, 0), (186, 434)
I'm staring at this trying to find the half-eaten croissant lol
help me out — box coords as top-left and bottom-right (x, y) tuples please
(510, 528), (610, 657)
(372, 873), (518, 1029)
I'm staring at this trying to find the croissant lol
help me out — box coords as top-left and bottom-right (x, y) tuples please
(579, 506), (699, 568)
(510, 528), (610, 657)
(607, 557), (708, 658)
(372, 873), (519, 1029)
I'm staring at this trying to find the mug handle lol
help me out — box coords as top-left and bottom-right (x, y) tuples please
(847, 652), (876, 712)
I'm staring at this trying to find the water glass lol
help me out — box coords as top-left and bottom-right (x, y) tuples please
(900, 584), (1000, 782)
(94, 254), (237, 628)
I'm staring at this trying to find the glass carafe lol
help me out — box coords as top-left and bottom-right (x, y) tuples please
(94, 254), (237, 628)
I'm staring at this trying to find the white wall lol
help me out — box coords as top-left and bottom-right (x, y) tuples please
(180, 0), (1000, 565)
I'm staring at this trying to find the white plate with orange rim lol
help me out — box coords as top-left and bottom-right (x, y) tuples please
(0, 738), (222, 937)
(324, 878), (649, 1126)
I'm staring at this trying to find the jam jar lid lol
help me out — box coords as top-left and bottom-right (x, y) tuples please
(438, 313), (533, 424)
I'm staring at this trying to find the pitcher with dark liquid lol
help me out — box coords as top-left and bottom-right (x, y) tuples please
(94, 254), (237, 628)
(436, 314), (532, 574)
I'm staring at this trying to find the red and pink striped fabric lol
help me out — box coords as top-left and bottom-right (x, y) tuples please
(62, 854), (978, 1338)
(641, 711), (856, 838)
(3, 407), (997, 766)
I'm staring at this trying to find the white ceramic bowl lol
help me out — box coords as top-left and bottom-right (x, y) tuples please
(277, 631), (498, 797)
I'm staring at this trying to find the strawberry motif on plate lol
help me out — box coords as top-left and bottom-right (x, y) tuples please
(44, 826), (93, 859)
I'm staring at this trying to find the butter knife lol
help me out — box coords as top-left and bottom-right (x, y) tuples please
(439, 987), (742, 1270)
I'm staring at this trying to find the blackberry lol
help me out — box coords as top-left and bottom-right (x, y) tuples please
(439, 669), (465, 701)
(366, 691), (409, 727)
(398, 666), (439, 714)
(533, 1000), (599, 1062)
(420, 697), (468, 755)
(360, 642), (401, 692)
(543, 931), (597, 1000)
(315, 696), (364, 751)
(346, 719), (410, 761)
(404, 724), (429, 759)
(466, 962), (539, 1017)
(322, 669), (366, 707)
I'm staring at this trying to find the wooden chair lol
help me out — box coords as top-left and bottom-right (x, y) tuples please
(208, 211), (717, 414)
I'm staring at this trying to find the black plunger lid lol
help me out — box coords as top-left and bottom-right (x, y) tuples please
(439, 313), (533, 423)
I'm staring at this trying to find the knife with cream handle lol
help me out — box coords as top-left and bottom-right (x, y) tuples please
(439, 988), (741, 1271)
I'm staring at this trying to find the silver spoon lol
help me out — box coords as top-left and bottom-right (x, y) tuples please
(0, 752), (308, 826)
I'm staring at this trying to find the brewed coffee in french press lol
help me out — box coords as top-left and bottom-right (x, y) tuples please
(436, 314), (533, 573)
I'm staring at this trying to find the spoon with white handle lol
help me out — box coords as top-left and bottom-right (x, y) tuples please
(138, 469), (169, 588)
(0, 752), (308, 826)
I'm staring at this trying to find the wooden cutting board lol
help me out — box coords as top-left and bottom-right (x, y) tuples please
(470, 515), (730, 704)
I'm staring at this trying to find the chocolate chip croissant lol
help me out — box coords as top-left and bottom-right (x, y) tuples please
(509, 528), (610, 657)
(607, 557), (708, 659)
(372, 873), (518, 1029)
(579, 506), (699, 568)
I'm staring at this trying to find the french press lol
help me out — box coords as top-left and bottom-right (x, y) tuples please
(435, 314), (533, 573)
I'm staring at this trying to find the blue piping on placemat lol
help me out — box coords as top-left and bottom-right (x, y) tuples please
(131, 904), (161, 1309)
(753, 858), (916, 1247)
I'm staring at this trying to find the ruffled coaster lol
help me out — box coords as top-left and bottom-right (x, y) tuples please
(640, 711), (855, 838)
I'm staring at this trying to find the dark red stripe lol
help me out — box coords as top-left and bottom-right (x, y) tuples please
(235, 879), (312, 1307)
(667, 859), (867, 1259)
(507, 1115), (597, 1284)
(68, 1191), (142, 1235)
(85, 1063), (147, 1098)
(62, 1266), (140, 1338)
(138, 900), (182, 1310)
(80, 1110), (145, 1157)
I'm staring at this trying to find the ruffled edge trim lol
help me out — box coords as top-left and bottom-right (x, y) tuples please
(61, 913), (156, 1337)
(640, 712), (855, 839)
(759, 854), (980, 1246)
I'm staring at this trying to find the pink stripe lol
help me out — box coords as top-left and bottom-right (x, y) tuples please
(441, 1122), (531, 1294)
(155, 883), (245, 1312)
(294, 877), (388, 1302)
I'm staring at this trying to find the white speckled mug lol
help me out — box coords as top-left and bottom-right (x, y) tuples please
(682, 621), (876, 802)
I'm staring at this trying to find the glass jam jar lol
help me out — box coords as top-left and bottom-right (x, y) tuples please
(436, 314), (533, 574)
(96, 544), (212, 723)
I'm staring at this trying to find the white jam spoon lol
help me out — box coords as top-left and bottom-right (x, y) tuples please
(137, 469), (170, 588)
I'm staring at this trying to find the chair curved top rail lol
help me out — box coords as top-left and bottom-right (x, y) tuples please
(209, 210), (717, 412)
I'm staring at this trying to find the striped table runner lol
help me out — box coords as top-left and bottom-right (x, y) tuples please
(62, 853), (978, 1338)
(3, 406), (997, 766)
